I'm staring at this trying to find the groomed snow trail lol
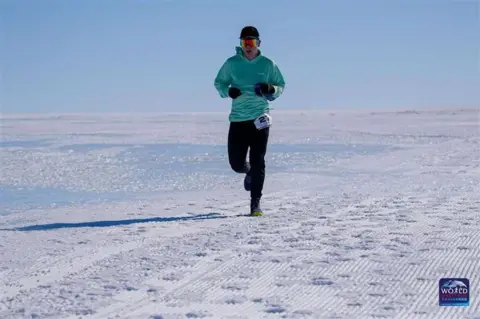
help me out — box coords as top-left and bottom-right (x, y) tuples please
(0, 109), (479, 319)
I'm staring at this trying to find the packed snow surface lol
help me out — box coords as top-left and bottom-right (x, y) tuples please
(0, 108), (479, 319)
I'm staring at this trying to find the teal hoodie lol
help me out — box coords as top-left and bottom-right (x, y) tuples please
(214, 47), (285, 122)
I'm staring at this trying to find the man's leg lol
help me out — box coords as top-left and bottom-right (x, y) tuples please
(248, 123), (269, 212)
(227, 121), (251, 174)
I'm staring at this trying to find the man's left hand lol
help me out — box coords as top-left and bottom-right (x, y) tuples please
(255, 83), (275, 96)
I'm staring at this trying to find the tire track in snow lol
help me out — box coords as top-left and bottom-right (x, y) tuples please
(329, 193), (480, 319)
(3, 172), (478, 318)
(66, 192), (331, 319)
(0, 221), (212, 308)
(84, 250), (252, 319)
(76, 193), (402, 318)
(390, 194), (480, 319)
(0, 195), (249, 301)
(0, 186), (323, 318)
(93, 192), (479, 319)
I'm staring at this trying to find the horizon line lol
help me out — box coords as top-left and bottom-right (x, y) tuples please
(1, 104), (479, 117)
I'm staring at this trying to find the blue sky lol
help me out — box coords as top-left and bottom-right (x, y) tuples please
(1, 0), (479, 113)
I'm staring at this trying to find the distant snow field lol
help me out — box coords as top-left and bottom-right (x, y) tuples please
(0, 108), (479, 319)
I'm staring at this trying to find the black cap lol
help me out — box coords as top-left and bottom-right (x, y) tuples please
(240, 26), (259, 39)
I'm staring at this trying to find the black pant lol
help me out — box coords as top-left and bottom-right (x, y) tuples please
(227, 120), (269, 200)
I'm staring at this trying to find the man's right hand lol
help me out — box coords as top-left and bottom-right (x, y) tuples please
(228, 87), (241, 99)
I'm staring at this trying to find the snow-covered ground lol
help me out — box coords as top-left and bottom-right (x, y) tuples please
(0, 108), (479, 319)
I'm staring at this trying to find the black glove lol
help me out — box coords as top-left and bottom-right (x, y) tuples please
(255, 83), (275, 96)
(228, 87), (241, 99)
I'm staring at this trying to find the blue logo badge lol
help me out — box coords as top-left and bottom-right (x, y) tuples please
(439, 278), (469, 306)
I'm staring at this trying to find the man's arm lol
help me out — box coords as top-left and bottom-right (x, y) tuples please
(214, 60), (232, 98)
(258, 60), (285, 101)
(268, 60), (285, 100)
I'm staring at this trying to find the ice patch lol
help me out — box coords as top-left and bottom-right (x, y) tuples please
(0, 185), (126, 216)
(1, 142), (391, 213)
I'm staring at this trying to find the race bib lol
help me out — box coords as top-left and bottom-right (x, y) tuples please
(254, 113), (272, 130)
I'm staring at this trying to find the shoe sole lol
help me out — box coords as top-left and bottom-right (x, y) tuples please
(250, 211), (263, 216)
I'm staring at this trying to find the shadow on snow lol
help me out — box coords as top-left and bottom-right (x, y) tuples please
(0, 212), (228, 231)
